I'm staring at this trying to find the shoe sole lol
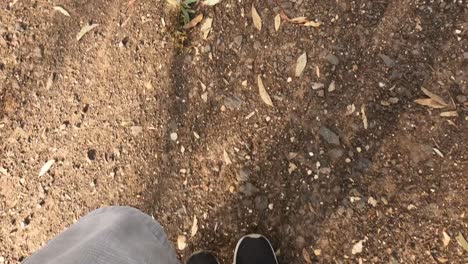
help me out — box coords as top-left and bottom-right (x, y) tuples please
(233, 234), (278, 264)
(187, 250), (220, 264)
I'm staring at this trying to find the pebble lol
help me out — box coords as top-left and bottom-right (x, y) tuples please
(311, 82), (324, 90)
(456, 95), (466, 103)
(254, 195), (268, 210)
(224, 95), (244, 110)
(328, 148), (344, 160)
(239, 182), (258, 196)
(319, 127), (340, 145)
(233, 35), (243, 46)
(325, 53), (339, 65)
(170, 132), (178, 141)
(130, 126), (143, 136)
(268, 203), (274, 210)
(378, 54), (395, 67)
(328, 80), (336, 92)
(237, 167), (251, 182)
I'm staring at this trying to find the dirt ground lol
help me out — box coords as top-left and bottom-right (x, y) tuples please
(1, 0), (467, 263)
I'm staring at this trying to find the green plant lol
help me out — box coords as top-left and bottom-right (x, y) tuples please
(167, 0), (197, 25)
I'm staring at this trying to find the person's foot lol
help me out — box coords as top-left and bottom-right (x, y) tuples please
(186, 251), (220, 264)
(234, 234), (278, 264)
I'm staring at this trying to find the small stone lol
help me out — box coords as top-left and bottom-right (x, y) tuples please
(456, 95), (466, 103)
(268, 203), (274, 210)
(287, 77), (292, 82)
(170, 132), (178, 141)
(177, 235), (187, 250)
(317, 90), (324, 97)
(368, 197), (378, 207)
(224, 95), (244, 110)
(239, 182), (258, 196)
(201, 92), (208, 102)
(352, 240), (364, 254)
(319, 127), (340, 145)
(254, 195), (268, 211)
(233, 35), (243, 46)
(312, 82), (324, 90)
(328, 80), (336, 92)
(328, 148), (344, 160)
(345, 158), (351, 163)
(130, 126), (143, 136)
(237, 167), (251, 182)
(87, 149), (97, 160)
(325, 53), (339, 65)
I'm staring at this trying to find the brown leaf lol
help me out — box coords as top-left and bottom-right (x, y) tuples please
(295, 52), (307, 77)
(440, 111), (458, 117)
(39, 159), (55, 177)
(257, 75), (273, 107)
(223, 149), (232, 165)
(200, 17), (213, 39)
(177, 235), (187, 250)
(289, 16), (308, 23)
(414, 98), (447, 109)
(76, 23), (99, 41)
(274, 14), (281, 31)
(455, 232), (468, 252)
(304, 21), (321, 27)
(442, 231), (451, 247)
(184, 14), (204, 29)
(190, 216), (198, 237)
(302, 248), (312, 264)
(251, 5), (262, 31)
(421, 87), (448, 106)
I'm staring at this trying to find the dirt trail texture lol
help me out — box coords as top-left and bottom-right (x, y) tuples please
(1, 0), (467, 263)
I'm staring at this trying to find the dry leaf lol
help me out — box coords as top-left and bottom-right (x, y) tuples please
(435, 256), (449, 263)
(257, 75), (273, 107)
(440, 111), (458, 117)
(223, 149), (232, 165)
(302, 248), (312, 264)
(295, 52), (307, 77)
(177, 235), (187, 250)
(433, 148), (444, 158)
(274, 14), (281, 31)
(289, 17), (308, 23)
(184, 14), (203, 29)
(421, 87), (448, 106)
(304, 21), (321, 27)
(39, 159), (55, 177)
(442, 231), (451, 247)
(361, 104), (368, 129)
(203, 0), (221, 6)
(53, 6), (70, 17)
(313, 249), (321, 256)
(455, 232), (468, 252)
(200, 18), (213, 39)
(414, 98), (447, 109)
(166, 0), (179, 8)
(76, 23), (99, 41)
(288, 163), (297, 174)
(352, 240), (363, 254)
(190, 216), (198, 237)
(251, 5), (262, 31)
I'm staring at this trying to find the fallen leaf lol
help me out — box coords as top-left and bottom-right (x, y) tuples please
(53, 6), (70, 17)
(352, 240), (363, 254)
(191, 216), (198, 237)
(203, 0), (221, 6)
(289, 17), (308, 23)
(311, 82), (324, 90)
(288, 163), (297, 174)
(295, 52), (307, 77)
(361, 104), (368, 129)
(223, 149), (232, 165)
(435, 256), (449, 263)
(414, 98), (447, 109)
(166, 0), (179, 8)
(313, 249), (321, 256)
(302, 248), (312, 264)
(257, 75), (273, 107)
(200, 17), (213, 39)
(442, 231), (451, 247)
(251, 5), (262, 31)
(184, 14), (203, 29)
(177, 235), (187, 250)
(39, 159), (55, 177)
(304, 21), (321, 27)
(274, 14), (281, 31)
(76, 23), (99, 41)
(440, 111), (458, 117)
(368, 197), (378, 207)
(455, 232), (468, 252)
(421, 87), (448, 106)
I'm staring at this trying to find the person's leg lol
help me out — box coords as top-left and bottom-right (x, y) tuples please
(23, 206), (180, 264)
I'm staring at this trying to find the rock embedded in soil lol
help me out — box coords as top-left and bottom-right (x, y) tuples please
(237, 167), (251, 182)
(378, 53), (396, 67)
(239, 182), (258, 197)
(328, 148), (344, 160)
(224, 95), (244, 110)
(325, 53), (339, 65)
(254, 195), (268, 211)
(319, 127), (340, 145)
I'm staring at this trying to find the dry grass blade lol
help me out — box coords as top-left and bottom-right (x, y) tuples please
(289, 17), (308, 23)
(190, 216), (198, 237)
(361, 104), (368, 129)
(295, 52), (307, 77)
(274, 14), (281, 31)
(184, 14), (204, 29)
(53, 6), (71, 17)
(257, 75), (273, 107)
(456, 233), (468, 252)
(421, 87), (448, 106)
(223, 149), (232, 165)
(304, 21), (321, 27)
(440, 111), (458, 117)
(76, 23), (99, 41)
(414, 98), (447, 109)
(200, 17), (213, 39)
(39, 159), (55, 177)
(251, 5), (262, 31)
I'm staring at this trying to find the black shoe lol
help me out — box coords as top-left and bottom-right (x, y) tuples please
(186, 251), (220, 264)
(234, 234), (278, 264)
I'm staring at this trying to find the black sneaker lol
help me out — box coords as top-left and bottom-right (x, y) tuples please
(186, 251), (220, 264)
(234, 234), (278, 264)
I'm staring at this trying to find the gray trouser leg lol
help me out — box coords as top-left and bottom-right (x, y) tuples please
(23, 206), (180, 264)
